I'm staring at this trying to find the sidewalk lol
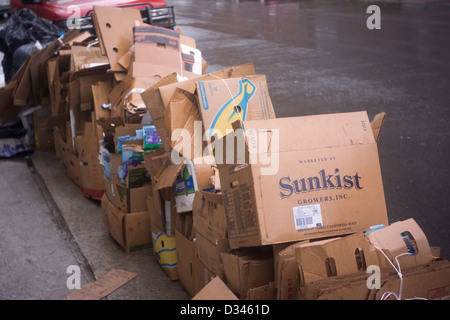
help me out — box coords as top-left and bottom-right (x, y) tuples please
(0, 146), (88, 299)
(29, 149), (190, 300)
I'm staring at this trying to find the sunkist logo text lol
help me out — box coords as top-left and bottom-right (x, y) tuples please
(279, 169), (363, 199)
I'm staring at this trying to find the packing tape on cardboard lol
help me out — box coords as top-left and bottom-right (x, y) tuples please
(57, 34), (64, 46)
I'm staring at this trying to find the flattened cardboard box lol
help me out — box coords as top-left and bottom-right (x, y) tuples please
(63, 268), (137, 300)
(217, 111), (389, 249)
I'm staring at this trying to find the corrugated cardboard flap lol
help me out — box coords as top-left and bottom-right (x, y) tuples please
(96, 117), (125, 134)
(295, 233), (386, 283)
(93, 6), (143, 74)
(370, 112), (386, 143)
(244, 111), (377, 154)
(192, 277), (238, 300)
(154, 158), (215, 192)
(155, 162), (184, 191)
(367, 218), (433, 269)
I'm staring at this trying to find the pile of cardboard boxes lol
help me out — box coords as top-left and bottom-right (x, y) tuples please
(0, 6), (448, 300)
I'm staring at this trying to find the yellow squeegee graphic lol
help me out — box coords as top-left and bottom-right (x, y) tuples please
(209, 79), (256, 139)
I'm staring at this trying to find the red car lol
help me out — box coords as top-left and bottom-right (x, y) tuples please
(9, 0), (175, 30)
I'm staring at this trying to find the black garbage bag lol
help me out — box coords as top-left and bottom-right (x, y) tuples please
(12, 40), (53, 72)
(0, 8), (61, 83)
(13, 42), (38, 71)
(0, 144), (34, 159)
(0, 117), (27, 139)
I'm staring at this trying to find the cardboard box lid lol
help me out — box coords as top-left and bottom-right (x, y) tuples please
(243, 111), (377, 154)
(155, 162), (184, 191)
(192, 276), (238, 300)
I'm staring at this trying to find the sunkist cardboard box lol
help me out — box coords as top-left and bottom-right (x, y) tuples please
(216, 111), (388, 249)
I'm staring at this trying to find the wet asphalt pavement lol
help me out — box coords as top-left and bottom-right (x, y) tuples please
(168, 0), (450, 259)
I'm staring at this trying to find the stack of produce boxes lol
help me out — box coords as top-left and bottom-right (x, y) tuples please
(0, 5), (448, 300)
